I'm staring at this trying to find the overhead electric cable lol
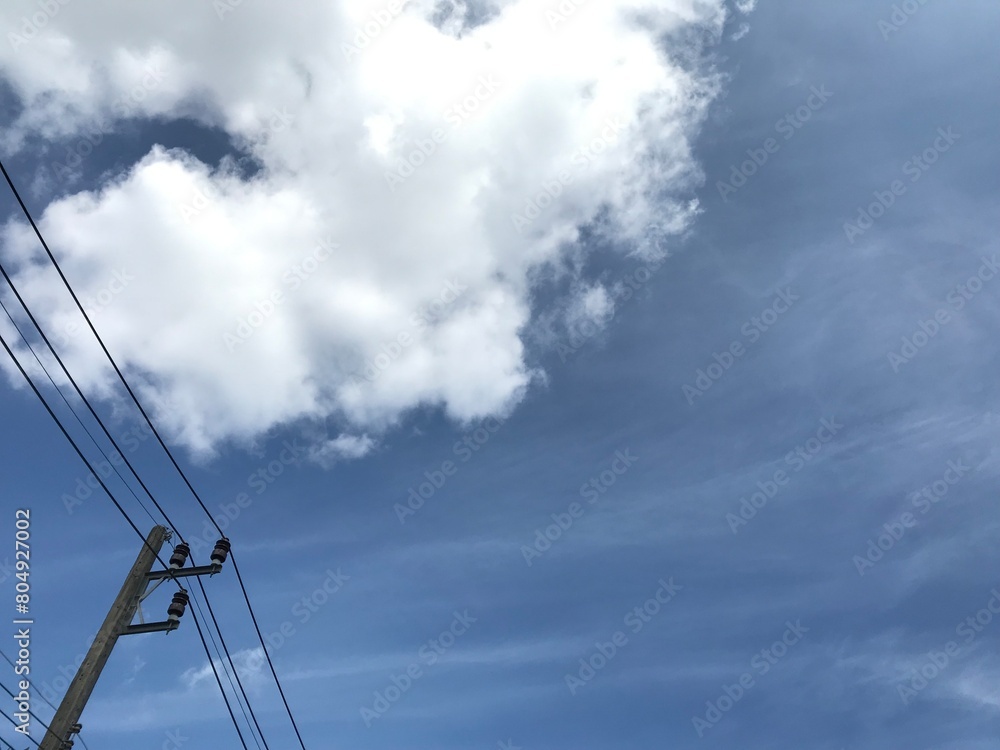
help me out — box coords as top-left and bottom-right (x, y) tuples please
(0, 294), (159, 529)
(0, 705), (39, 747)
(0, 252), (271, 749)
(0, 679), (75, 750)
(0, 327), (254, 749)
(192, 573), (269, 750)
(0, 261), (180, 536)
(0, 158), (309, 750)
(0, 650), (90, 750)
(187, 603), (252, 750)
(0, 327), (164, 553)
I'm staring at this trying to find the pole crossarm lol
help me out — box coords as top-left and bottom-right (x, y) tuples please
(146, 563), (222, 580)
(121, 621), (179, 635)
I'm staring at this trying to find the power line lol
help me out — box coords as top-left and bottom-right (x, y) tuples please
(0, 286), (271, 750)
(0, 204), (270, 750)
(0, 650), (90, 750)
(192, 573), (268, 750)
(187, 602), (251, 750)
(0, 158), (309, 750)
(0, 679), (75, 750)
(228, 552), (308, 747)
(190, 587), (264, 750)
(0, 705), (39, 748)
(0, 294), (159, 530)
(0, 328), (254, 749)
(0, 327), (162, 554)
(0, 162), (283, 750)
(0, 262), (182, 536)
(0, 187), (284, 750)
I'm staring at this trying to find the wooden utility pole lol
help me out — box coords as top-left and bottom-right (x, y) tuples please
(39, 526), (229, 749)
(40, 526), (169, 750)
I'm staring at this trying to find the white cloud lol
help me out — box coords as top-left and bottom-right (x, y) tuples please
(308, 432), (377, 465)
(0, 0), (729, 458)
(561, 281), (616, 338)
(577, 284), (615, 324)
(730, 22), (751, 40)
(951, 663), (1000, 710)
(182, 647), (266, 689)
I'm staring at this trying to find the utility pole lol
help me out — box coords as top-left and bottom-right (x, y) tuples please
(39, 526), (230, 750)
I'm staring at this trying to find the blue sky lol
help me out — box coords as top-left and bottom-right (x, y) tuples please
(2, 1), (1000, 749)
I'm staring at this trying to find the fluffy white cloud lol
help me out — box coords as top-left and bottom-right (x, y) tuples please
(308, 432), (377, 464)
(0, 0), (733, 457)
(564, 282), (615, 334)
